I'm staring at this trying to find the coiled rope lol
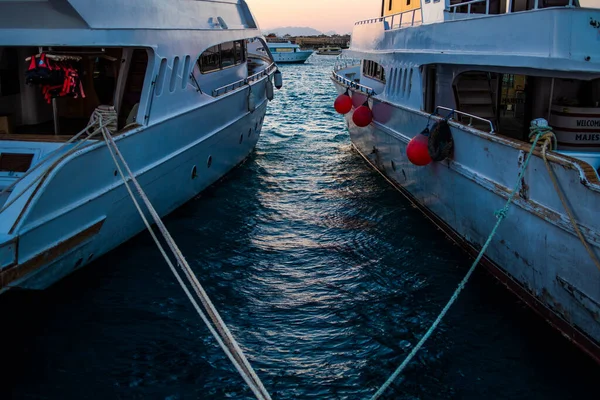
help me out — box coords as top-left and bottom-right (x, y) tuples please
(369, 123), (547, 400)
(98, 115), (271, 400)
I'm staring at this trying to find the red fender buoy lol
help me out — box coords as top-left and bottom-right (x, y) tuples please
(352, 104), (373, 127)
(406, 133), (432, 166)
(334, 92), (352, 115)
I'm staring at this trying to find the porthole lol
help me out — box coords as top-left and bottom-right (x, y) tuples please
(191, 165), (198, 179)
(248, 128), (252, 137)
(239, 134), (243, 144)
(113, 169), (118, 177)
(255, 122), (258, 131)
(207, 155), (213, 168)
(74, 258), (83, 268)
(391, 160), (396, 171)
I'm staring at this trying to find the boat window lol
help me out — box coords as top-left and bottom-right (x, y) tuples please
(389, 0), (393, 10)
(363, 60), (385, 83)
(221, 42), (235, 68)
(235, 41), (245, 64)
(200, 45), (220, 73)
(199, 40), (246, 74)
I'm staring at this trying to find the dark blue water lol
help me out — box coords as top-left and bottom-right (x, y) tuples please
(2, 56), (599, 400)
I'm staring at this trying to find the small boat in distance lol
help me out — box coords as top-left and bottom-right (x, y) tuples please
(317, 46), (342, 56)
(261, 40), (313, 64)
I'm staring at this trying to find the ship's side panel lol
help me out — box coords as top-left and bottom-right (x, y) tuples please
(333, 80), (600, 358)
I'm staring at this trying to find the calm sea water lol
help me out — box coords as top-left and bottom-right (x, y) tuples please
(2, 56), (599, 400)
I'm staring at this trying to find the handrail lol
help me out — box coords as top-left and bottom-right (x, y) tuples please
(332, 70), (376, 96)
(355, 8), (422, 30)
(435, 106), (495, 133)
(212, 62), (277, 97)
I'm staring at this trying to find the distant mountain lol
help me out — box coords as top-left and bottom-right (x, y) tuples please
(263, 26), (324, 37)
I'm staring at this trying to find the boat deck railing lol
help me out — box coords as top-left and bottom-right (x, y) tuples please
(435, 106), (495, 133)
(332, 70), (375, 96)
(212, 61), (277, 97)
(448, 0), (577, 15)
(355, 0), (577, 28)
(355, 8), (423, 30)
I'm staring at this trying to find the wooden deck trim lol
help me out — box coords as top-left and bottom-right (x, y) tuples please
(0, 219), (104, 290)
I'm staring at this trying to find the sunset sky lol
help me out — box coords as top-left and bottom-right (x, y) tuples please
(246, 0), (380, 34)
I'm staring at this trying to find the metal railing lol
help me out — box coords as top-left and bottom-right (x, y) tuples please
(450, 0), (575, 15)
(355, 8), (423, 30)
(212, 61), (277, 97)
(332, 70), (376, 96)
(435, 106), (495, 133)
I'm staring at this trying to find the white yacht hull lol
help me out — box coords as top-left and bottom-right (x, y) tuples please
(271, 50), (313, 64)
(0, 86), (269, 292)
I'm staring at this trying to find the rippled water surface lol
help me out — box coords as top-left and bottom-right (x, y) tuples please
(3, 56), (599, 399)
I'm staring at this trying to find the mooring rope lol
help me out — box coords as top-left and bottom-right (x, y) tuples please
(369, 124), (547, 400)
(99, 119), (271, 400)
(539, 132), (600, 272)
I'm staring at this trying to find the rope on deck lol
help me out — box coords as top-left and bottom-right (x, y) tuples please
(369, 123), (547, 400)
(99, 117), (271, 400)
(539, 130), (600, 272)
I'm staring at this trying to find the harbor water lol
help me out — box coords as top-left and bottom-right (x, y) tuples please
(2, 56), (599, 399)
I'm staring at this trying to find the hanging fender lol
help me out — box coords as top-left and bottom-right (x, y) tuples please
(266, 76), (274, 101)
(273, 69), (283, 89)
(247, 84), (256, 112)
(428, 119), (454, 162)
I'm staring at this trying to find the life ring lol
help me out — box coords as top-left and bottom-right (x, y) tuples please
(428, 119), (454, 161)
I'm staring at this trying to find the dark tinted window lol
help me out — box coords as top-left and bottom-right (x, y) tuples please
(363, 60), (385, 82)
(234, 41), (245, 64)
(200, 45), (220, 73)
(221, 42), (235, 68)
(199, 40), (247, 74)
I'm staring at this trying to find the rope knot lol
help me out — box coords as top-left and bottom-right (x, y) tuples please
(494, 207), (508, 220)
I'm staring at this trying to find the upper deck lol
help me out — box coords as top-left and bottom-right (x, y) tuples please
(348, 0), (600, 75)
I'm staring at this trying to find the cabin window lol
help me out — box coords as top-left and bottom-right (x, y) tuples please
(221, 42), (235, 68)
(199, 40), (246, 74)
(200, 46), (220, 73)
(363, 60), (385, 83)
(0, 48), (19, 97)
(389, 0), (393, 11)
(407, 0), (411, 5)
(234, 41), (245, 64)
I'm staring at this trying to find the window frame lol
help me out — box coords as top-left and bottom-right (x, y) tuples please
(198, 40), (247, 75)
(363, 60), (386, 83)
